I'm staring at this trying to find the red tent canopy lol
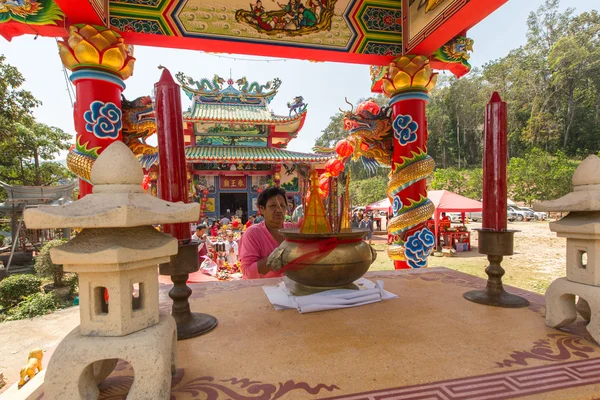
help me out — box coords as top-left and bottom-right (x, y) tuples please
(365, 190), (482, 212)
(365, 199), (391, 211)
(429, 190), (482, 249)
(365, 190), (483, 248)
(428, 190), (482, 213)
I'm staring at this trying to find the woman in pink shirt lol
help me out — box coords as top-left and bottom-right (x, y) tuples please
(239, 187), (292, 279)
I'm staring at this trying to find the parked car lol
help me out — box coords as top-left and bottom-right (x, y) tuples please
(508, 205), (534, 221)
(466, 210), (517, 222)
(466, 211), (482, 222)
(447, 212), (463, 223)
(520, 207), (547, 221)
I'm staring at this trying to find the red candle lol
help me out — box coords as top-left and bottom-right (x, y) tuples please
(155, 67), (190, 241)
(482, 92), (508, 231)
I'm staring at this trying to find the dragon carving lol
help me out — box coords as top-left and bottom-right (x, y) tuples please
(236, 76), (282, 95)
(432, 36), (474, 76)
(313, 98), (392, 174)
(175, 72), (225, 99)
(67, 95), (157, 183)
(342, 100), (393, 168)
(287, 96), (307, 116)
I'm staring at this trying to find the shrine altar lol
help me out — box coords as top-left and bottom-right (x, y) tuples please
(38, 268), (600, 399)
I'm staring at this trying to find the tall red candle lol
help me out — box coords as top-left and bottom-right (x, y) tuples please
(482, 92), (508, 231)
(155, 67), (190, 241)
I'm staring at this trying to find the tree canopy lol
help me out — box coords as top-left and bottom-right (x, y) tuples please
(0, 55), (74, 197)
(314, 0), (597, 206)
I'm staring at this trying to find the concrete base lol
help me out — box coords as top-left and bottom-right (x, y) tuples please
(44, 312), (177, 400)
(545, 277), (600, 343)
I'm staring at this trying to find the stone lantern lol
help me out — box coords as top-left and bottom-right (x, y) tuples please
(534, 154), (600, 343)
(24, 142), (199, 399)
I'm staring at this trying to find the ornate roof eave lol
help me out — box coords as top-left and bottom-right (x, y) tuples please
(137, 145), (331, 170)
(183, 109), (307, 125)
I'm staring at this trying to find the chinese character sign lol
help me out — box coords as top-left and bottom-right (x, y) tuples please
(220, 176), (247, 190)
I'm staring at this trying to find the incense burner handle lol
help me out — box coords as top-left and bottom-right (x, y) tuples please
(267, 247), (287, 272)
(369, 245), (377, 263)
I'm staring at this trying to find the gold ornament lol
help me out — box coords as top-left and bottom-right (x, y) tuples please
(382, 55), (438, 97)
(58, 24), (135, 80)
(387, 200), (435, 236)
(387, 244), (406, 261)
(66, 151), (94, 183)
(18, 349), (43, 387)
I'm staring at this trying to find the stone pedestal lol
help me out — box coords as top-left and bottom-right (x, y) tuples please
(45, 313), (176, 400)
(534, 155), (600, 344)
(23, 141), (200, 399)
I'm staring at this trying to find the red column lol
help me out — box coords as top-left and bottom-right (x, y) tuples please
(383, 56), (437, 269)
(71, 71), (125, 197)
(155, 67), (190, 242)
(482, 92), (508, 231)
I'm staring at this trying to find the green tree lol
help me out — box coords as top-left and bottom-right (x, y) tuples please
(508, 148), (579, 205)
(0, 55), (40, 138)
(349, 176), (387, 206)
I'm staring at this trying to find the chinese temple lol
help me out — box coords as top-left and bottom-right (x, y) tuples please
(134, 73), (328, 221)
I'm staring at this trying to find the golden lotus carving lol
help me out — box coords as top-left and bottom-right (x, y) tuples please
(382, 55), (438, 97)
(58, 24), (135, 80)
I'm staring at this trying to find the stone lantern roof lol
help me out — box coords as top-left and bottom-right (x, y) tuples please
(534, 155), (600, 212)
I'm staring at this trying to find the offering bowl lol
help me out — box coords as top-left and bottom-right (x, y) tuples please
(267, 228), (377, 295)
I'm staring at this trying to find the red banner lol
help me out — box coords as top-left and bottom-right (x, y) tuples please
(219, 176), (247, 190)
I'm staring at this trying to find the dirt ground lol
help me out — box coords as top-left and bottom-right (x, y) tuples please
(370, 220), (566, 294)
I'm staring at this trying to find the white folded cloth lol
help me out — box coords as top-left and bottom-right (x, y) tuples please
(262, 278), (397, 313)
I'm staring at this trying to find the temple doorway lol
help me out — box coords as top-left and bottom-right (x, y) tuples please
(219, 192), (248, 221)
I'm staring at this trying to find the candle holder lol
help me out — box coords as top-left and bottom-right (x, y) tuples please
(463, 229), (529, 308)
(159, 242), (218, 340)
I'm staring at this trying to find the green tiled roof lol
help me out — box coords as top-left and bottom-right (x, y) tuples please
(138, 146), (330, 169)
(186, 146), (330, 162)
(185, 104), (305, 123)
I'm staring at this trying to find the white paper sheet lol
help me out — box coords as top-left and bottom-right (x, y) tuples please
(262, 278), (397, 313)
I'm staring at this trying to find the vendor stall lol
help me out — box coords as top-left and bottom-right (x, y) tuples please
(367, 190), (482, 251)
(428, 190), (482, 251)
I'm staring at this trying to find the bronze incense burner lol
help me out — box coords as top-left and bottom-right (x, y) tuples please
(267, 228), (376, 295)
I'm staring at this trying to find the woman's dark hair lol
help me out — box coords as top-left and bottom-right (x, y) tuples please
(257, 187), (287, 208)
(197, 224), (207, 230)
(212, 221), (218, 226)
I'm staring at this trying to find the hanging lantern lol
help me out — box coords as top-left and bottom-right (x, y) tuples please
(274, 172), (281, 181)
(201, 203), (207, 210)
(203, 188), (209, 195)
(325, 158), (344, 177)
(335, 139), (354, 157)
(356, 99), (380, 117)
(201, 197), (208, 203)
(141, 174), (151, 190)
(199, 211), (205, 217)
(257, 188), (263, 194)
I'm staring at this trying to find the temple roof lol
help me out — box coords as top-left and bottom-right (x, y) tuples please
(138, 146), (330, 169)
(184, 103), (306, 125)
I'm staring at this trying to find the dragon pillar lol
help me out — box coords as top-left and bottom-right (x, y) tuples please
(382, 56), (437, 269)
(58, 24), (135, 198)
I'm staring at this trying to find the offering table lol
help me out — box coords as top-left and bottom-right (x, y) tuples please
(40, 268), (600, 399)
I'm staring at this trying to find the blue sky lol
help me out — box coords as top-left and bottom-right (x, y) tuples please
(0, 0), (596, 155)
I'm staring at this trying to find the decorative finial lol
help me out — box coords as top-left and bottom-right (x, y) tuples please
(91, 141), (143, 187)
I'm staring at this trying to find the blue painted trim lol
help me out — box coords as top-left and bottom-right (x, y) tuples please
(70, 70), (126, 90)
(389, 92), (430, 105)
